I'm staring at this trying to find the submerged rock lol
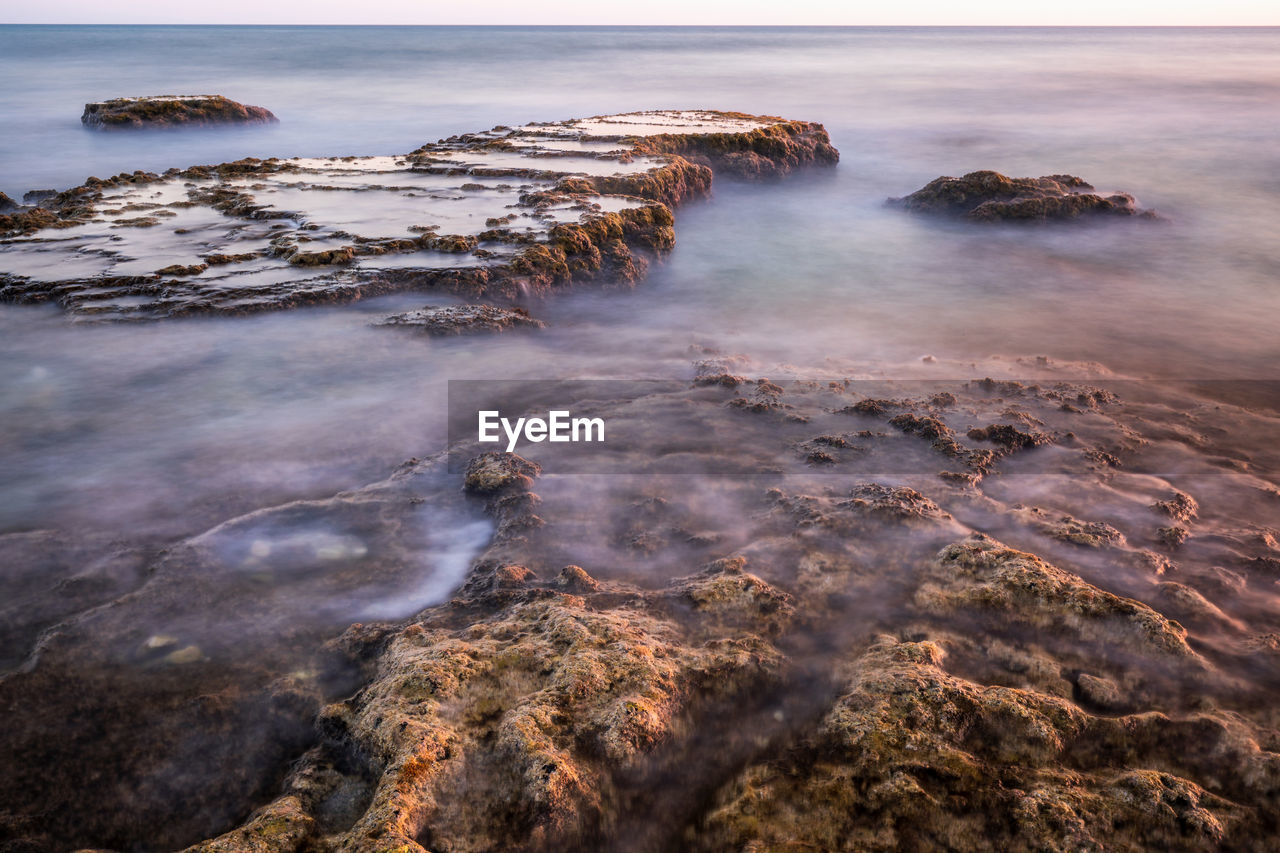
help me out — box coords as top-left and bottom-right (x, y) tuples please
(889, 170), (1156, 222)
(81, 95), (278, 130)
(1, 110), (838, 320)
(376, 304), (545, 336)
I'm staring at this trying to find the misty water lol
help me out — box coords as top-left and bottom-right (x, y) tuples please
(3, 25), (1279, 539)
(4, 25), (1280, 851)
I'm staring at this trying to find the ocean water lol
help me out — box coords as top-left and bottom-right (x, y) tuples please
(3, 26), (1280, 851)
(2, 25), (1279, 535)
(1, 25), (1278, 541)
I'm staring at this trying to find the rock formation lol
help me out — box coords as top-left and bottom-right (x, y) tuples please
(890, 170), (1157, 222)
(81, 95), (278, 130)
(5, 362), (1274, 851)
(0, 110), (838, 320)
(376, 304), (545, 336)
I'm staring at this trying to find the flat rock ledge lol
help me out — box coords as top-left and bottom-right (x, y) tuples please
(375, 304), (545, 336)
(1, 110), (838, 320)
(81, 95), (278, 130)
(889, 170), (1157, 222)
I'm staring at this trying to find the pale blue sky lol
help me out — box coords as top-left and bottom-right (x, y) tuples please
(1, 0), (1276, 26)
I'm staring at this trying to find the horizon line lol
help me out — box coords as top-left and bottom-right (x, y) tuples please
(3, 22), (1280, 28)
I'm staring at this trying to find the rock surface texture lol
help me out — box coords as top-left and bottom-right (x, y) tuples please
(376, 304), (546, 336)
(890, 170), (1156, 222)
(0, 110), (837, 320)
(81, 95), (279, 130)
(4, 362), (1272, 852)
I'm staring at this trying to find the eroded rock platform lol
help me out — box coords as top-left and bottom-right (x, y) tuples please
(0, 110), (837, 320)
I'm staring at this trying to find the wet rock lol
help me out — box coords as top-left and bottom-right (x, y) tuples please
(627, 113), (839, 178)
(308, 578), (784, 852)
(845, 483), (952, 523)
(1200, 566), (1246, 595)
(889, 170), (1156, 222)
(286, 246), (354, 266)
(939, 470), (982, 487)
(1075, 672), (1124, 709)
(555, 565), (600, 594)
(156, 263), (208, 277)
(47, 368), (1280, 853)
(770, 484), (953, 531)
(1015, 506), (1126, 547)
(376, 304), (545, 337)
(180, 795), (313, 853)
(82, 95), (278, 130)
(1159, 525), (1191, 548)
(691, 356), (747, 386)
(922, 534), (1196, 658)
(666, 556), (795, 634)
(695, 636), (1250, 853)
(888, 412), (953, 440)
(462, 452), (541, 496)
(1155, 581), (1237, 627)
(1154, 491), (1200, 523)
(2, 111), (837, 320)
(836, 398), (907, 416)
(886, 412), (973, 459)
(967, 422), (1052, 449)
(0, 191), (18, 211)
(727, 379), (806, 420)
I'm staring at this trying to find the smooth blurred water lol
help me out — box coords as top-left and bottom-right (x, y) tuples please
(2, 25), (1280, 536)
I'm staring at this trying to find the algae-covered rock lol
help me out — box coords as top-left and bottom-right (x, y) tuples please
(315, 575), (786, 852)
(967, 422), (1053, 449)
(1160, 525), (1191, 548)
(462, 451), (541, 495)
(180, 795), (313, 853)
(666, 556), (795, 634)
(82, 95), (278, 130)
(1076, 672), (1124, 709)
(376, 304), (545, 337)
(1014, 505), (1126, 547)
(769, 483), (954, 532)
(890, 170), (1156, 222)
(11, 363), (1280, 853)
(692, 636), (1256, 852)
(554, 564), (600, 594)
(3, 110), (838, 320)
(922, 533), (1195, 658)
(1154, 491), (1200, 523)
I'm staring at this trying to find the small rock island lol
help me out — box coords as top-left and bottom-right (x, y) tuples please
(890, 170), (1156, 222)
(81, 95), (278, 130)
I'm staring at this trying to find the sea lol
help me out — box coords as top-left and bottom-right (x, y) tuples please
(1, 24), (1278, 578)
(3, 26), (1280, 851)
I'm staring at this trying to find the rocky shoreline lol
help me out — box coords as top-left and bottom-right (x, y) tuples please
(2, 109), (1278, 853)
(3, 352), (1279, 852)
(0, 110), (837, 323)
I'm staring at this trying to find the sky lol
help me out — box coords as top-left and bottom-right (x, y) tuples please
(1, 0), (1277, 26)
